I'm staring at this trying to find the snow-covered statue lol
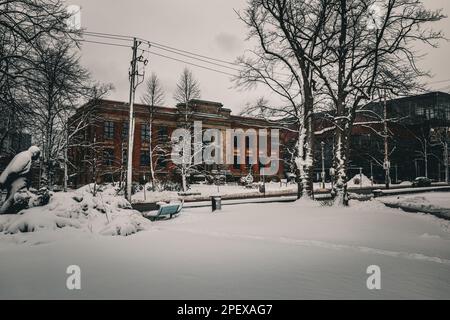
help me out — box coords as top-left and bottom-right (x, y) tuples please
(0, 146), (42, 214)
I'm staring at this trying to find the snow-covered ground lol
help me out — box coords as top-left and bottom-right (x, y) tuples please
(1, 194), (450, 299)
(0, 184), (150, 236)
(132, 182), (298, 203)
(380, 192), (450, 219)
(131, 177), (388, 203)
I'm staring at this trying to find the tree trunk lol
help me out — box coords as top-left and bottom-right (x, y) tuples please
(333, 120), (350, 206)
(181, 168), (187, 193)
(63, 129), (69, 192)
(148, 119), (156, 190)
(295, 103), (315, 199)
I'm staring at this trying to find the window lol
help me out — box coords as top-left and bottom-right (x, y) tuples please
(429, 107), (435, 120)
(122, 122), (129, 139)
(104, 121), (114, 139)
(158, 126), (168, 141)
(140, 150), (150, 167)
(233, 155), (240, 170)
(416, 106), (425, 117)
(156, 155), (166, 168)
(122, 148), (127, 165)
(103, 148), (115, 166)
(141, 124), (150, 142)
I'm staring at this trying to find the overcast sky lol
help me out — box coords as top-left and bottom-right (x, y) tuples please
(67, 0), (450, 114)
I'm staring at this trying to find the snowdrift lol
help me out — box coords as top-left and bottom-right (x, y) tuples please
(347, 173), (373, 187)
(0, 184), (151, 236)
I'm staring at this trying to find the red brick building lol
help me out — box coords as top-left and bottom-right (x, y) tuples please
(68, 99), (291, 187)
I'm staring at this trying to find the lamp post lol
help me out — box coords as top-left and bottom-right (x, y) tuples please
(329, 168), (335, 190)
(359, 167), (363, 189)
(370, 160), (374, 187)
(321, 141), (326, 189)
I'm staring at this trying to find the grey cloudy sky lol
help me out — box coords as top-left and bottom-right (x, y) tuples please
(68, 0), (450, 114)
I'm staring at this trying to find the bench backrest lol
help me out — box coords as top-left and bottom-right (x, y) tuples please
(158, 204), (180, 216)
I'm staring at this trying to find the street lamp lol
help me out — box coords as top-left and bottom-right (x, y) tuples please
(321, 141), (326, 189)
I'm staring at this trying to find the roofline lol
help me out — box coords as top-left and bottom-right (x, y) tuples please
(78, 98), (275, 124)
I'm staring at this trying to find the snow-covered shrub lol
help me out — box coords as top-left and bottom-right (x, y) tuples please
(2, 210), (82, 234)
(7, 188), (51, 214)
(0, 183), (151, 237)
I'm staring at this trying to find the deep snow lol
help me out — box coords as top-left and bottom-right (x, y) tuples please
(0, 184), (150, 236)
(132, 182), (298, 203)
(1, 194), (450, 299)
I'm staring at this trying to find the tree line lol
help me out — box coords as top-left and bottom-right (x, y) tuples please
(235, 0), (446, 205)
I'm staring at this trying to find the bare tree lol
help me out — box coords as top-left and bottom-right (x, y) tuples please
(173, 68), (201, 192)
(430, 127), (449, 183)
(236, 0), (331, 199)
(174, 68), (201, 124)
(22, 39), (91, 189)
(310, 0), (445, 205)
(63, 84), (113, 191)
(0, 0), (77, 108)
(141, 72), (165, 190)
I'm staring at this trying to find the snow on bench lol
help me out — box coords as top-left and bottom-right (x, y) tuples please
(143, 202), (183, 221)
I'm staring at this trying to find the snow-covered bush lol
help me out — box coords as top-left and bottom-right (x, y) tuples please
(0, 183), (151, 237)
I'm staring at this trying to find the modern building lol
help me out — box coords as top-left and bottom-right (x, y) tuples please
(315, 91), (450, 183)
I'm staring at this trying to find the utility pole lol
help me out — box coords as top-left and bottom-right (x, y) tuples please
(424, 138), (428, 178)
(394, 164), (398, 184)
(370, 160), (374, 187)
(321, 141), (325, 189)
(126, 38), (138, 202)
(125, 38), (148, 202)
(414, 159), (418, 178)
(359, 167), (363, 189)
(445, 128), (449, 184)
(383, 89), (390, 189)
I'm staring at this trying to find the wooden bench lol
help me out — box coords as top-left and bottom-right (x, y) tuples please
(144, 202), (183, 221)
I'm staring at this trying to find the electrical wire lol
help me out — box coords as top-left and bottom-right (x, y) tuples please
(81, 30), (291, 78)
(78, 37), (238, 77)
(143, 49), (237, 77)
(79, 39), (132, 49)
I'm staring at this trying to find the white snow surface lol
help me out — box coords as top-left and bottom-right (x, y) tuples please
(0, 184), (151, 237)
(1, 195), (450, 299)
(347, 174), (373, 187)
(380, 192), (450, 219)
(132, 182), (298, 203)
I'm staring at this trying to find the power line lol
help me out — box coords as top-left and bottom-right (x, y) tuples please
(138, 38), (238, 66)
(83, 30), (239, 66)
(149, 43), (243, 72)
(83, 30), (134, 40)
(143, 49), (237, 77)
(81, 30), (293, 78)
(139, 38), (290, 77)
(79, 31), (291, 78)
(427, 78), (450, 85)
(83, 32), (133, 43)
(79, 39), (131, 49)
(79, 37), (238, 77)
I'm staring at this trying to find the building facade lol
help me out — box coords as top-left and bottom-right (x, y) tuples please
(68, 99), (289, 187)
(315, 91), (450, 183)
